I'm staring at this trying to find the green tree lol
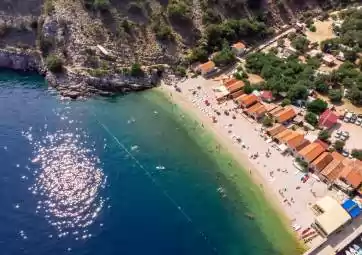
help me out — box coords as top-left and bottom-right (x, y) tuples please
(262, 116), (274, 127)
(328, 89), (342, 103)
(344, 50), (358, 63)
(318, 130), (330, 142)
(212, 44), (236, 67)
(307, 99), (328, 114)
(291, 35), (310, 53)
(305, 112), (318, 126)
(287, 85), (308, 101)
(281, 98), (291, 106)
(334, 140), (345, 151)
(46, 55), (63, 73)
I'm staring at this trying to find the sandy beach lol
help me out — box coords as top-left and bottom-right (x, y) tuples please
(159, 76), (330, 241)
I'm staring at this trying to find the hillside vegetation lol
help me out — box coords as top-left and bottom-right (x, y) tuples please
(0, 0), (358, 75)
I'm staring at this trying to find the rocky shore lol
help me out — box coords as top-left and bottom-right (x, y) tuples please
(0, 48), (161, 99)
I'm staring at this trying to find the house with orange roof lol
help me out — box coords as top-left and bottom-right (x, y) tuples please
(269, 106), (284, 115)
(229, 90), (244, 99)
(245, 103), (267, 120)
(335, 160), (362, 191)
(266, 124), (286, 137)
(338, 167), (362, 190)
(274, 129), (293, 143)
(320, 159), (345, 184)
(310, 152), (334, 173)
(238, 94), (258, 108)
(283, 132), (305, 151)
(223, 78), (238, 87)
(298, 142), (325, 164)
(275, 107), (297, 124)
(331, 151), (345, 161)
(226, 80), (245, 94)
(231, 42), (246, 56)
(196, 61), (216, 77)
(294, 139), (311, 154)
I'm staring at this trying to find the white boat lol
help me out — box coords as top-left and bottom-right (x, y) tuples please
(346, 250), (353, 255)
(156, 165), (165, 170)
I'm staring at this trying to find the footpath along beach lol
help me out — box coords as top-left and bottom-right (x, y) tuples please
(158, 76), (329, 241)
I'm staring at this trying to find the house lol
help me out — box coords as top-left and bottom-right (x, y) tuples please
(231, 42), (246, 56)
(229, 90), (245, 99)
(322, 54), (335, 67)
(274, 129), (293, 143)
(266, 124), (286, 137)
(298, 142), (325, 164)
(269, 106), (284, 116)
(223, 78), (238, 87)
(284, 46), (297, 57)
(319, 109), (338, 129)
(197, 61), (216, 77)
(265, 103), (278, 113)
(260, 91), (274, 102)
(283, 132), (304, 150)
(336, 51), (345, 61)
(292, 139), (311, 156)
(310, 152), (334, 173)
(319, 159), (345, 184)
(226, 80), (245, 94)
(275, 107), (297, 124)
(314, 139), (330, 150)
(245, 103), (267, 120)
(312, 196), (351, 237)
(238, 94), (258, 108)
(338, 160), (362, 190)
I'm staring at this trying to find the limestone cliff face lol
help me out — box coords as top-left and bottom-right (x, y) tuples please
(0, 49), (42, 72)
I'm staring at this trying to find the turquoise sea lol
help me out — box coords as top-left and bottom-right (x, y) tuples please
(0, 70), (301, 255)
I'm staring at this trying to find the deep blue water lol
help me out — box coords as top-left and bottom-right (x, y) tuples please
(0, 70), (299, 255)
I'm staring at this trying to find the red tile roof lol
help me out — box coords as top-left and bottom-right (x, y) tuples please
(232, 42), (246, 49)
(311, 152), (334, 172)
(198, 61), (215, 73)
(319, 109), (338, 129)
(239, 94), (258, 107)
(261, 91), (273, 101)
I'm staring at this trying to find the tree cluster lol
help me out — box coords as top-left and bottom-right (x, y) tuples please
(245, 52), (322, 102)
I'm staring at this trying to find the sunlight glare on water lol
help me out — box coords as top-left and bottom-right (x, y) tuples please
(22, 109), (107, 240)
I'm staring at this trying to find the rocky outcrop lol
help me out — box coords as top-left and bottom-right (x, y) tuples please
(0, 48), (43, 72)
(0, 48), (160, 99)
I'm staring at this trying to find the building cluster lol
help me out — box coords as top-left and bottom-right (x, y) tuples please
(214, 77), (362, 197)
(195, 42), (247, 77)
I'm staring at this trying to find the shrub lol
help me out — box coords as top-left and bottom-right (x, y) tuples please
(88, 68), (109, 77)
(351, 149), (362, 160)
(318, 130), (330, 142)
(291, 35), (310, 53)
(309, 25), (316, 32)
(130, 63), (144, 77)
(305, 112), (318, 126)
(39, 36), (53, 55)
(153, 22), (174, 41)
(334, 140), (345, 151)
(46, 55), (63, 73)
(93, 0), (110, 11)
(168, 0), (191, 22)
(175, 65), (186, 77)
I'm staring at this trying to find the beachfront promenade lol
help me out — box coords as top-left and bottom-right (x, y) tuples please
(161, 76), (330, 234)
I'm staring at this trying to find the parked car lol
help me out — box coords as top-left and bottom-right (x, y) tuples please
(342, 150), (349, 157)
(356, 118), (362, 125)
(342, 131), (350, 137)
(334, 132), (341, 139)
(340, 135), (348, 141)
(351, 114), (357, 123)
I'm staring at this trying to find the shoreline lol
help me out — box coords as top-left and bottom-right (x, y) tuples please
(154, 84), (305, 253)
(156, 85), (290, 223)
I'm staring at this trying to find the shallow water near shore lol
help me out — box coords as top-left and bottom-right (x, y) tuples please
(0, 70), (301, 255)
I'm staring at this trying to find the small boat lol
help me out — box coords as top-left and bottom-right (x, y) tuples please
(346, 250), (353, 255)
(156, 165), (165, 170)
